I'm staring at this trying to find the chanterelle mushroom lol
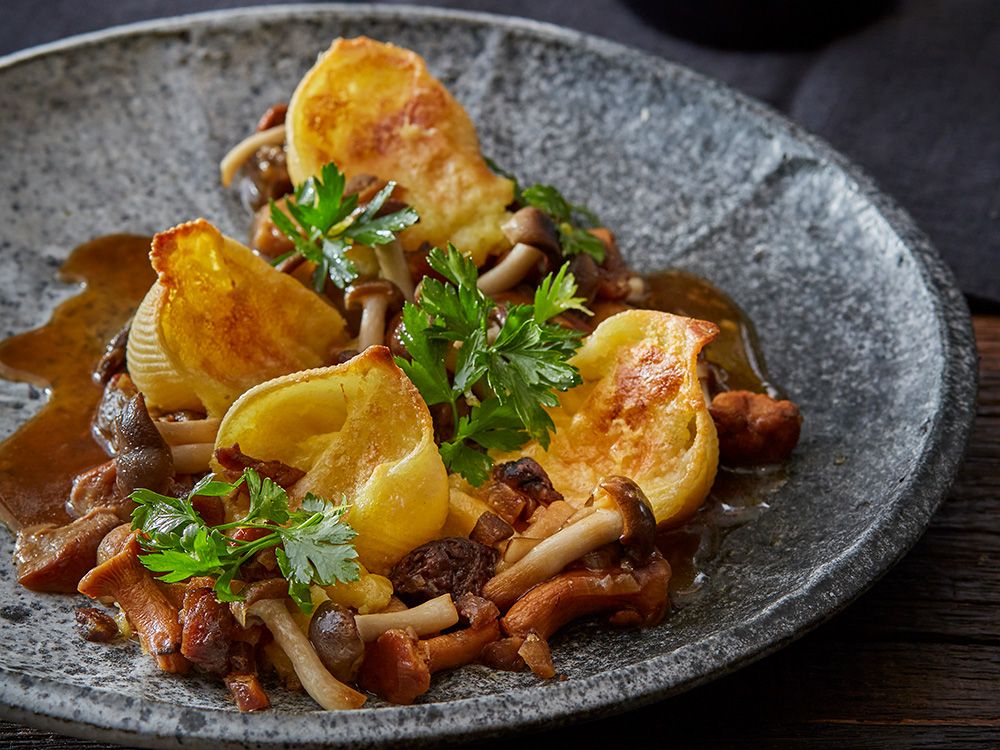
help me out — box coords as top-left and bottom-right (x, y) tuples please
(344, 279), (404, 351)
(501, 554), (671, 641)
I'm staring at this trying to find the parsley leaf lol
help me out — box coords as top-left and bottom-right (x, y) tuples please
(269, 162), (419, 291)
(396, 245), (589, 484)
(130, 468), (359, 613)
(484, 161), (606, 263)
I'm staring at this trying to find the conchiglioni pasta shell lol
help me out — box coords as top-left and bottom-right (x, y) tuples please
(286, 36), (513, 266)
(126, 282), (202, 412)
(126, 219), (348, 417)
(213, 346), (449, 574)
(494, 309), (720, 527)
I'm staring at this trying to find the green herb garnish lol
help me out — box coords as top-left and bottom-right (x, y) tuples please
(485, 158), (605, 263)
(269, 162), (419, 292)
(395, 245), (590, 485)
(130, 468), (359, 613)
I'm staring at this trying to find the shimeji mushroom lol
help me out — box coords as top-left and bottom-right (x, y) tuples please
(344, 279), (405, 351)
(477, 243), (547, 295)
(481, 476), (659, 609)
(247, 598), (367, 710)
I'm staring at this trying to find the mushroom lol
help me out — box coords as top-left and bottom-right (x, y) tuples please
(598, 476), (657, 565)
(476, 243), (546, 295)
(481, 476), (658, 609)
(500, 555), (671, 641)
(500, 207), (560, 254)
(14, 510), (122, 593)
(481, 508), (623, 610)
(308, 601), (366, 682)
(375, 240), (416, 301)
(154, 417), (221, 446)
(77, 533), (190, 673)
(353, 593), (459, 642)
(344, 280), (405, 351)
(358, 620), (501, 704)
(247, 598), (367, 710)
(114, 394), (174, 496)
(219, 124), (286, 187)
(225, 641), (271, 712)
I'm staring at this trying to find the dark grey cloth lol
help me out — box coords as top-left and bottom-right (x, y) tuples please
(5, 0), (999, 304)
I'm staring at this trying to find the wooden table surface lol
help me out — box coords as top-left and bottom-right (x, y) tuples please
(3, 316), (997, 749)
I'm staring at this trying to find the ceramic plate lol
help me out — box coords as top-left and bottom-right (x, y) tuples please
(0, 5), (977, 748)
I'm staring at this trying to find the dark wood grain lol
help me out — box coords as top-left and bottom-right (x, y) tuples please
(3, 317), (999, 749)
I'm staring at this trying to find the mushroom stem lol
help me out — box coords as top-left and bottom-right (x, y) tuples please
(154, 417), (221, 446)
(482, 509), (624, 610)
(477, 243), (545, 295)
(219, 124), (286, 187)
(170, 442), (215, 474)
(357, 295), (389, 350)
(354, 593), (459, 642)
(376, 240), (415, 301)
(247, 599), (367, 710)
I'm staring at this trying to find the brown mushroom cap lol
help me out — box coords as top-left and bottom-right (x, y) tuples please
(501, 207), (560, 255)
(343, 279), (405, 311)
(595, 476), (657, 565)
(114, 394), (174, 496)
(308, 601), (365, 682)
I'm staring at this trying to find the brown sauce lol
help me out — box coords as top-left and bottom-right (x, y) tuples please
(0, 235), (154, 529)
(644, 269), (787, 601)
(645, 269), (781, 398)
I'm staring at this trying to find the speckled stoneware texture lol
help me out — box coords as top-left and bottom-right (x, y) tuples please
(0, 4), (978, 748)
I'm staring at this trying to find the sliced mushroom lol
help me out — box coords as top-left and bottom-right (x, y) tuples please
(344, 279), (405, 351)
(357, 628), (431, 705)
(78, 533), (189, 673)
(501, 555), (671, 641)
(516, 633), (555, 679)
(469, 512), (515, 547)
(247, 598), (366, 710)
(500, 207), (560, 254)
(14, 510), (122, 593)
(225, 641), (271, 712)
(477, 244), (546, 295)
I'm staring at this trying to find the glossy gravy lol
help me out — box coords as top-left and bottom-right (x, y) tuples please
(0, 236), (154, 529)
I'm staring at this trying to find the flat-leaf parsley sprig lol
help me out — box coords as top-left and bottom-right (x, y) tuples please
(395, 245), (591, 485)
(485, 158), (606, 263)
(269, 162), (419, 292)
(130, 468), (359, 613)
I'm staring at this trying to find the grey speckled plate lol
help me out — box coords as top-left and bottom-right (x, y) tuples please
(0, 4), (978, 749)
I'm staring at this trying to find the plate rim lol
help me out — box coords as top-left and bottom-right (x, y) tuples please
(0, 3), (979, 748)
